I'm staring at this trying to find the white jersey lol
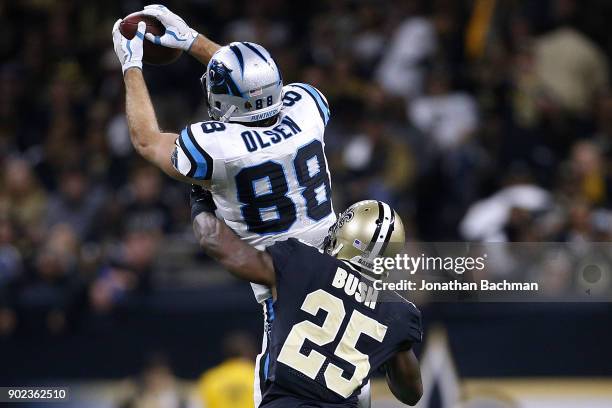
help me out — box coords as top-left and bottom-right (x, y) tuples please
(173, 83), (336, 301)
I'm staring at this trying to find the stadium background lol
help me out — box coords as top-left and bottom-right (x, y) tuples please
(1, 0), (612, 406)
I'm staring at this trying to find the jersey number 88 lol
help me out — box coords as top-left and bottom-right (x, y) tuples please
(235, 139), (332, 234)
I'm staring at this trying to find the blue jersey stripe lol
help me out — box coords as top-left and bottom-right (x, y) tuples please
(188, 126), (214, 180)
(177, 134), (196, 178)
(293, 83), (330, 125)
(263, 298), (275, 379)
(294, 84), (325, 125)
(264, 353), (270, 379)
(300, 83), (329, 111)
(180, 128), (207, 179)
(265, 298), (276, 322)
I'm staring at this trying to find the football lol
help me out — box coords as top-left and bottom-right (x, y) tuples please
(119, 12), (182, 65)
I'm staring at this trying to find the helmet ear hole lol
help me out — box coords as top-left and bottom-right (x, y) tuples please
(215, 101), (221, 109)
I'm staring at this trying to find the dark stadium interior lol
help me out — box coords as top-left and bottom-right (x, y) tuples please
(1, 0), (612, 406)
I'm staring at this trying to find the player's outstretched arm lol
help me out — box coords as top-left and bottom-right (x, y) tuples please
(385, 348), (423, 406)
(112, 19), (206, 185)
(188, 35), (222, 65)
(190, 186), (275, 286)
(141, 4), (221, 65)
(123, 69), (184, 179)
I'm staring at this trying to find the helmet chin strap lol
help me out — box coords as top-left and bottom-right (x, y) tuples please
(219, 105), (237, 122)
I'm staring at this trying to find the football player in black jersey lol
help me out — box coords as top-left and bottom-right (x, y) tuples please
(190, 186), (422, 407)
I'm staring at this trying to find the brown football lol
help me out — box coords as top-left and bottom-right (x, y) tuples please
(119, 12), (182, 65)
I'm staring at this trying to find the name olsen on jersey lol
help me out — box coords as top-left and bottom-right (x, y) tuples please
(241, 115), (302, 152)
(373, 279), (539, 292)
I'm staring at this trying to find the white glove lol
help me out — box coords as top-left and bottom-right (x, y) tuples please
(142, 4), (198, 51)
(112, 19), (146, 74)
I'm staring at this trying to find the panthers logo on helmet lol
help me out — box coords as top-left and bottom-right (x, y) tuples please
(208, 59), (242, 97)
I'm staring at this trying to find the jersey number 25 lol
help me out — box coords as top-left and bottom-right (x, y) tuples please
(277, 289), (388, 398)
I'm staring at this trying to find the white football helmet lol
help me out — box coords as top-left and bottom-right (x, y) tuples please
(201, 42), (283, 123)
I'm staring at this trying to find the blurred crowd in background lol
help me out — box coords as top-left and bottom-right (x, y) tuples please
(1, 0), (612, 339)
(115, 332), (257, 408)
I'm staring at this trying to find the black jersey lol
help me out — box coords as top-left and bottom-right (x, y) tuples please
(261, 239), (422, 407)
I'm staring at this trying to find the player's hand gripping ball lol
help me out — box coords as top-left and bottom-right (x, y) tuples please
(118, 11), (184, 65)
(112, 20), (147, 73)
(141, 4), (198, 52)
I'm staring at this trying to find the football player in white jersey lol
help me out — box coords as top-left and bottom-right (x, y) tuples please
(112, 5), (371, 406)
